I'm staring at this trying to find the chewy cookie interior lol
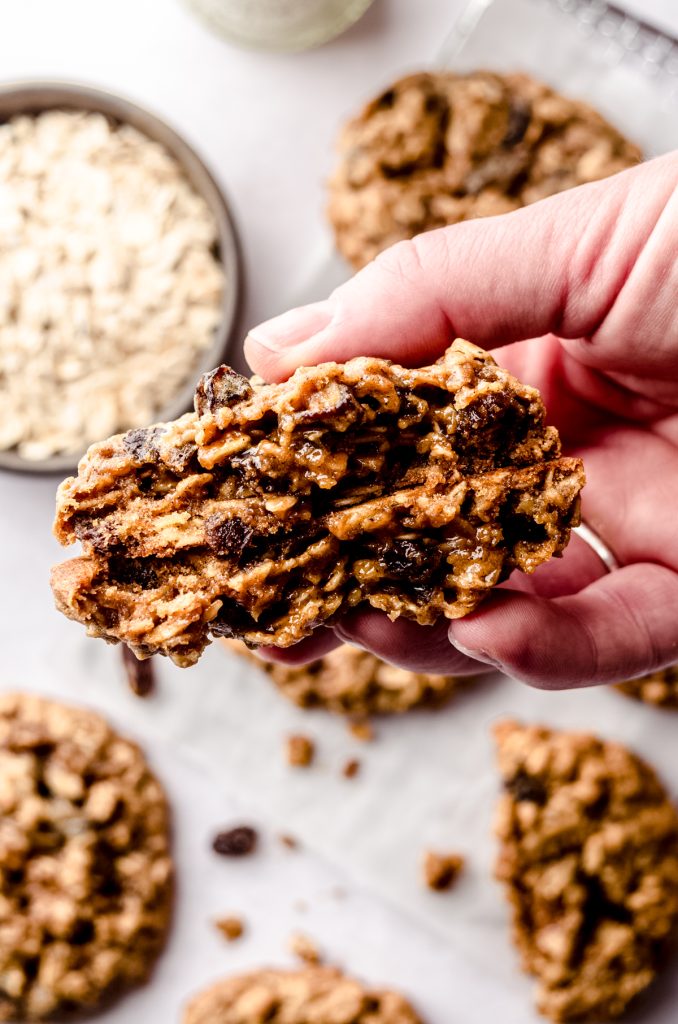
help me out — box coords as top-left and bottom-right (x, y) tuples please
(51, 340), (584, 665)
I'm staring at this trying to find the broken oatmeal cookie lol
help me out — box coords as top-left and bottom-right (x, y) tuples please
(0, 693), (172, 1021)
(225, 638), (462, 715)
(494, 720), (678, 1022)
(328, 71), (641, 269)
(615, 665), (678, 709)
(183, 966), (423, 1024)
(51, 340), (584, 667)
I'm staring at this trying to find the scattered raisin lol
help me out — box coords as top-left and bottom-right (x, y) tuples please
(212, 826), (258, 857)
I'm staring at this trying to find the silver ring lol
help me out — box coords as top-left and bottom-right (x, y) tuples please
(574, 522), (620, 574)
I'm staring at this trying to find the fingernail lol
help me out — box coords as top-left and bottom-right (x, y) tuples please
(448, 632), (504, 670)
(246, 301), (333, 353)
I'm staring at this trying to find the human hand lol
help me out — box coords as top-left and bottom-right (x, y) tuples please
(244, 153), (678, 688)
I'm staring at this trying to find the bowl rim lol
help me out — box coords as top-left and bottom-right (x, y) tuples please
(0, 78), (243, 475)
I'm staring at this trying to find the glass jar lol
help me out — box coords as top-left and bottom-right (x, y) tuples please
(184, 0), (376, 51)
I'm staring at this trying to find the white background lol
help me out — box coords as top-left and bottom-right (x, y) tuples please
(1, 1), (678, 1022)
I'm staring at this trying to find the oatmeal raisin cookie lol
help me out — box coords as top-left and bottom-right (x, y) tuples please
(225, 638), (462, 715)
(328, 71), (641, 268)
(494, 720), (678, 1021)
(616, 666), (678, 708)
(0, 693), (172, 1021)
(183, 966), (423, 1024)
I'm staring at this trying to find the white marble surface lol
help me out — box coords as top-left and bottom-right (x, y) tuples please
(1, 1), (678, 1021)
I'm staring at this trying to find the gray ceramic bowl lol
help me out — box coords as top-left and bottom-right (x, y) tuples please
(0, 80), (242, 475)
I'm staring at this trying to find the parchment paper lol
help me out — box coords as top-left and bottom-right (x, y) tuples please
(2, 2), (677, 1021)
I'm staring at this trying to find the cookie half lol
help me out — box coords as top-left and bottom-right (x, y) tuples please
(183, 966), (423, 1024)
(328, 71), (641, 269)
(616, 666), (678, 708)
(0, 693), (173, 1020)
(494, 719), (678, 1022)
(224, 638), (461, 715)
(51, 340), (584, 666)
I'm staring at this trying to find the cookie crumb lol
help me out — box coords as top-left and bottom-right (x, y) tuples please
(286, 734), (315, 767)
(279, 833), (299, 850)
(348, 718), (375, 742)
(423, 850), (465, 891)
(289, 932), (321, 964)
(215, 916), (245, 942)
(342, 758), (361, 779)
(212, 826), (258, 857)
(121, 644), (156, 697)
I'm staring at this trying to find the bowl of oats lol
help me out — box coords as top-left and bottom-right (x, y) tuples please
(0, 81), (240, 473)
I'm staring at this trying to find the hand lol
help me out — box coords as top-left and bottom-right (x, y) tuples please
(244, 153), (678, 689)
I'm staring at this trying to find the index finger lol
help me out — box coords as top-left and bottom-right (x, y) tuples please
(245, 153), (677, 382)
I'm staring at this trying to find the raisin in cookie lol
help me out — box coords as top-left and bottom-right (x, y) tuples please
(494, 720), (678, 1022)
(328, 71), (641, 269)
(224, 638), (461, 715)
(183, 966), (423, 1023)
(616, 666), (678, 708)
(51, 340), (584, 666)
(0, 693), (173, 1021)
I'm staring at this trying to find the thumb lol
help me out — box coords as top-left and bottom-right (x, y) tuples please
(244, 153), (677, 383)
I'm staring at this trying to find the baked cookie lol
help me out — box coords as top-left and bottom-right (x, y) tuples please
(51, 340), (584, 666)
(0, 693), (173, 1021)
(494, 720), (678, 1022)
(224, 638), (461, 715)
(183, 966), (423, 1023)
(616, 666), (678, 708)
(328, 71), (641, 269)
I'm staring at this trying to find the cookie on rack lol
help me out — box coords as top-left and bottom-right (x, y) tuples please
(0, 692), (173, 1021)
(183, 966), (423, 1024)
(328, 70), (641, 269)
(51, 340), (584, 666)
(224, 638), (461, 715)
(615, 665), (678, 708)
(494, 719), (678, 1022)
